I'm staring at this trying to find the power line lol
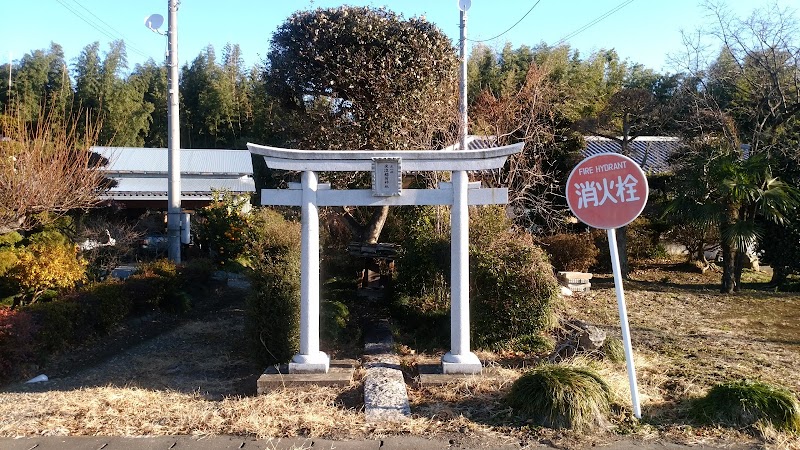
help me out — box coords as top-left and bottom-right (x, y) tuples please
(69, 0), (149, 57)
(467, 0), (543, 43)
(54, 0), (150, 59)
(555, 0), (636, 46)
(55, 0), (117, 42)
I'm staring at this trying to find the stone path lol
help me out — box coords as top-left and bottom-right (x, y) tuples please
(363, 319), (411, 422)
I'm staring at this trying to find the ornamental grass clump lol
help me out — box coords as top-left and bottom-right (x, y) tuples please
(691, 379), (800, 432)
(507, 364), (611, 431)
(602, 337), (626, 364)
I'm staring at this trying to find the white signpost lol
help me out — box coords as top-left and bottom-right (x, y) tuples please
(248, 142), (523, 374)
(566, 152), (648, 419)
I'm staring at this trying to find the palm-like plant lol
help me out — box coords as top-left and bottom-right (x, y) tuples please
(666, 140), (798, 293)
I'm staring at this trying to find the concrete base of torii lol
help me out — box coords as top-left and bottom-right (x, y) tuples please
(289, 352), (330, 374)
(442, 352), (482, 374)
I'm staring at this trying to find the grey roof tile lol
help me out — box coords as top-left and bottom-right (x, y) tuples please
(582, 136), (680, 174)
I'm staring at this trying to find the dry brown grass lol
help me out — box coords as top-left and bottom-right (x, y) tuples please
(0, 383), (518, 443)
(1, 260), (799, 448)
(0, 385), (360, 438)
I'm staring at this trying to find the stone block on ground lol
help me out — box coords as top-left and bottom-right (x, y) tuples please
(257, 359), (356, 393)
(567, 282), (591, 292)
(557, 271), (593, 283)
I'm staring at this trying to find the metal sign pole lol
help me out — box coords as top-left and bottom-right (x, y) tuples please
(607, 227), (642, 419)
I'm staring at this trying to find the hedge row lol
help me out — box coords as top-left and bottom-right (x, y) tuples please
(0, 258), (215, 383)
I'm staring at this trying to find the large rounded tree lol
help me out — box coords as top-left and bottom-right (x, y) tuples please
(265, 6), (458, 151)
(262, 6), (459, 243)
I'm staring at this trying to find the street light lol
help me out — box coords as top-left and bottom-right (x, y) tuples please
(145, 0), (181, 263)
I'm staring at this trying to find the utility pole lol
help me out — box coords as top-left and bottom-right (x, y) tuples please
(7, 52), (11, 100)
(458, 6), (468, 151)
(166, 0), (182, 262)
(145, 4), (181, 263)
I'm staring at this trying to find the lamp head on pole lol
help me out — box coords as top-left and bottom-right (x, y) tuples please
(458, 0), (471, 11)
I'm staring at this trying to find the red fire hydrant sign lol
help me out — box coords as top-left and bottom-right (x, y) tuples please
(566, 153), (649, 230)
(565, 152), (648, 419)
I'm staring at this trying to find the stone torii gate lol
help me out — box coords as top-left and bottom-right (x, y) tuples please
(248, 142), (524, 374)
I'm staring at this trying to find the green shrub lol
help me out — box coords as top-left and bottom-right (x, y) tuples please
(124, 272), (168, 313)
(125, 259), (190, 314)
(321, 300), (350, 345)
(195, 190), (252, 265)
(0, 232), (23, 287)
(505, 333), (555, 354)
(179, 258), (216, 291)
(391, 205), (558, 350)
(389, 206), (453, 350)
(27, 299), (88, 353)
(82, 281), (132, 334)
(602, 337), (626, 364)
(0, 232), (23, 247)
(245, 208), (302, 364)
(140, 259), (179, 278)
(627, 217), (662, 260)
(393, 206), (451, 312)
(470, 206), (559, 349)
(507, 364), (611, 430)
(0, 307), (36, 382)
(0, 248), (18, 277)
(691, 380), (800, 432)
(541, 233), (599, 272)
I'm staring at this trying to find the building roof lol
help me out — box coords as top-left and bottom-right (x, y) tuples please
(104, 176), (255, 201)
(441, 135), (499, 151)
(441, 135), (682, 174)
(582, 136), (681, 174)
(93, 147), (254, 175)
(91, 147), (255, 202)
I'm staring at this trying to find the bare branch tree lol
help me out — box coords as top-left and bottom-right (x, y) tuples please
(0, 106), (107, 234)
(471, 63), (570, 233)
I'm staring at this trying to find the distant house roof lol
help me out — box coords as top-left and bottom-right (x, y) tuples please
(442, 135), (499, 151)
(582, 136), (681, 174)
(442, 135), (682, 174)
(91, 147), (255, 202)
(93, 147), (253, 175)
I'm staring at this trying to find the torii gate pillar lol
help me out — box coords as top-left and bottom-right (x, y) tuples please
(248, 143), (523, 374)
(290, 170), (330, 372)
(441, 170), (481, 373)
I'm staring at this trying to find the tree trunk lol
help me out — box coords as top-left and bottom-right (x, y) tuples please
(339, 206), (390, 245)
(364, 206), (390, 245)
(720, 240), (736, 293)
(770, 265), (788, 287)
(733, 250), (745, 292)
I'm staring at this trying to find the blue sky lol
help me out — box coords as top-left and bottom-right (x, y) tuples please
(1, 0), (795, 75)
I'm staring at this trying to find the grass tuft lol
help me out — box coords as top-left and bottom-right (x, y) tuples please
(691, 379), (800, 432)
(602, 337), (626, 364)
(506, 364), (611, 431)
